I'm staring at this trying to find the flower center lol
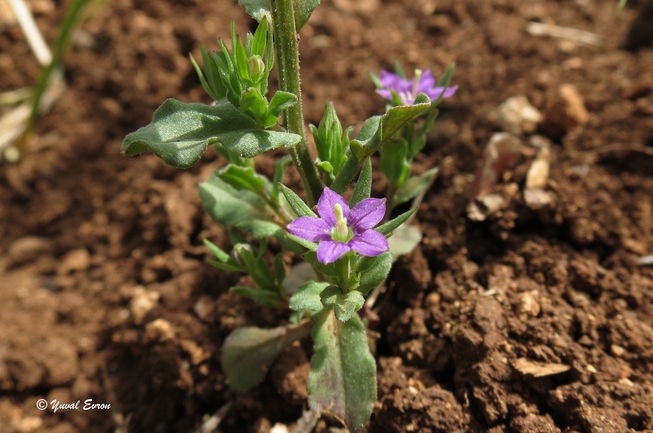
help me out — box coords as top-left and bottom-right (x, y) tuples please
(331, 204), (352, 242)
(411, 69), (422, 99)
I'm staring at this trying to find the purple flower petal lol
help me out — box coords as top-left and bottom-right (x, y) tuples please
(349, 230), (389, 257)
(379, 70), (403, 88)
(376, 89), (394, 100)
(287, 216), (332, 242)
(349, 198), (386, 231)
(416, 69), (435, 90)
(316, 187), (349, 226)
(317, 240), (351, 264)
(425, 85), (457, 100)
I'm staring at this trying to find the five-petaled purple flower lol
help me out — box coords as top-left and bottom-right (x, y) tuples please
(287, 188), (389, 264)
(377, 69), (457, 106)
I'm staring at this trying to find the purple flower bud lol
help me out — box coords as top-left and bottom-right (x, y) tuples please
(287, 188), (388, 264)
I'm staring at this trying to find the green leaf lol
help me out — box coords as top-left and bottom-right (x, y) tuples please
(375, 208), (416, 236)
(239, 88), (269, 127)
(122, 99), (301, 168)
(271, 155), (293, 202)
(432, 63), (455, 107)
(293, 0), (320, 30)
(217, 164), (268, 193)
(268, 91), (298, 118)
(274, 253), (286, 287)
(350, 158), (373, 206)
(309, 310), (376, 432)
(285, 233), (318, 251)
(356, 252), (393, 296)
(387, 224), (422, 258)
(230, 286), (283, 307)
(330, 154), (360, 194)
(238, 0), (271, 22)
(250, 17), (268, 56)
(289, 281), (329, 312)
(223, 323), (311, 392)
(234, 36), (251, 82)
(234, 245), (277, 292)
(393, 167), (438, 206)
(203, 238), (231, 263)
(279, 184), (317, 217)
(190, 51), (220, 101)
(368, 71), (382, 89)
(238, 0), (319, 30)
(380, 138), (409, 187)
(393, 60), (406, 79)
(320, 286), (364, 322)
(350, 104), (431, 162)
(207, 259), (245, 273)
(200, 174), (282, 238)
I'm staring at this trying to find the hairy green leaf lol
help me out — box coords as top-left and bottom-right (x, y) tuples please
(272, 155), (293, 202)
(239, 0), (319, 30)
(200, 174), (281, 238)
(393, 167), (438, 206)
(357, 252), (393, 296)
(350, 103), (431, 162)
(375, 208), (416, 236)
(350, 158), (372, 206)
(217, 164), (268, 193)
(309, 310), (376, 432)
(223, 323), (311, 392)
(279, 184), (317, 217)
(122, 99), (301, 168)
(320, 286), (364, 322)
(230, 286), (283, 307)
(380, 138), (409, 187)
(289, 281), (329, 312)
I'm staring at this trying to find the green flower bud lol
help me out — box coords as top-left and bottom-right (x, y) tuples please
(248, 56), (266, 83)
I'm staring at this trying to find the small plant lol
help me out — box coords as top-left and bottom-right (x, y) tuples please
(121, 0), (455, 430)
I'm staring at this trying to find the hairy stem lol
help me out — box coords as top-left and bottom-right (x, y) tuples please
(271, 0), (323, 207)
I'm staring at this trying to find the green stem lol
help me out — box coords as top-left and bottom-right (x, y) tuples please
(271, 0), (323, 207)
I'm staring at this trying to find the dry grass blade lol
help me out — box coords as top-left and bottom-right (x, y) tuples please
(527, 22), (604, 46)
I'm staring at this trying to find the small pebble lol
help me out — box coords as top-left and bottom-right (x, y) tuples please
(143, 318), (175, 343)
(492, 96), (542, 136)
(129, 286), (160, 325)
(58, 249), (91, 275)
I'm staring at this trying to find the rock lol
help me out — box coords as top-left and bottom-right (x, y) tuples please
(129, 286), (160, 325)
(12, 416), (43, 433)
(8, 237), (54, 265)
(491, 96), (542, 136)
(58, 249), (91, 275)
(467, 132), (523, 200)
(516, 291), (541, 320)
(193, 295), (216, 322)
(524, 188), (555, 210)
(542, 84), (589, 138)
(525, 141), (551, 189)
(143, 318), (175, 343)
(467, 194), (505, 221)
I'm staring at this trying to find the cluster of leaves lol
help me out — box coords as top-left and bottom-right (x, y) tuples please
(120, 0), (455, 431)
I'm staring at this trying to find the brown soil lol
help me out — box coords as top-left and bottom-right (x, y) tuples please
(1, 0), (653, 432)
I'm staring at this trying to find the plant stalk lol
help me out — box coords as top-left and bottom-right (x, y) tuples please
(271, 0), (322, 207)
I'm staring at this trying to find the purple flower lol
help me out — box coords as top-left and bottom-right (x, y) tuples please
(287, 187), (389, 264)
(376, 69), (457, 105)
